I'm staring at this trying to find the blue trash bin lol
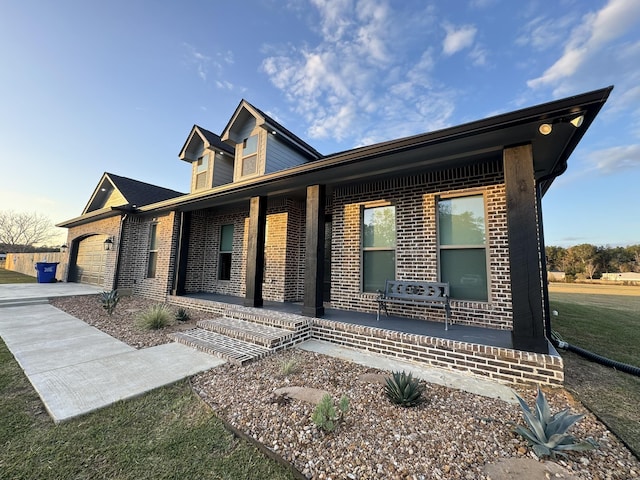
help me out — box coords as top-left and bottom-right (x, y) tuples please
(35, 262), (59, 283)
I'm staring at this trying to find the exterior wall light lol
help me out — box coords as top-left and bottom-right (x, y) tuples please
(538, 123), (553, 135)
(104, 238), (114, 251)
(569, 115), (584, 128)
(60, 244), (68, 253)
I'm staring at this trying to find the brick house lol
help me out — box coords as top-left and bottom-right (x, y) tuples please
(58, 87), (612, 385)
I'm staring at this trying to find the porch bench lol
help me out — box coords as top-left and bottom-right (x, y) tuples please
(376, 280), (452, 330)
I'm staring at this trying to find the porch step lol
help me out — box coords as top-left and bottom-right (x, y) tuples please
(224, 306), (310, 331)
(197, 318), (293, 349)
(0, 298), (49, 309)
(170, 328), (271, 366)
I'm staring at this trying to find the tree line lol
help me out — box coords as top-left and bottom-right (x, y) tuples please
(546, 244), (640, 280)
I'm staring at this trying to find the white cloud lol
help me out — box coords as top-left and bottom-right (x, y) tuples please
(516, 15), (576, 52)
(442, 23), (477, 56)
(261, 1), (459, 145)
(588, 144), (640, 173)
(528, 0), (640, 89)
(183, 43), (211, 81)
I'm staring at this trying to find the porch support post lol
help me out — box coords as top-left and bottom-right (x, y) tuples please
(245, 196), (267, 308)
(171, 211), (191, 296)
(503, 144), (548, 353)
(302, 184), (325, 317)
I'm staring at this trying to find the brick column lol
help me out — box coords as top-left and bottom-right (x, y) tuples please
(245, 196), (267, 307)
(303, 185), (325, 317)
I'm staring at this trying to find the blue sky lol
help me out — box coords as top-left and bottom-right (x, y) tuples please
(1, 0), (638, 247)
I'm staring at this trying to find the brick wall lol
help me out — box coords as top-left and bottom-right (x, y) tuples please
(118, 212), (178, 301)
(330, 160), (514, 330)
(183, 198), (305, 303)
(312, 318), (563, 386)
(185, 207), (248, 297)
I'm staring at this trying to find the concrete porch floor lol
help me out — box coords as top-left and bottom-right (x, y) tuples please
(183, 292), (513, 349)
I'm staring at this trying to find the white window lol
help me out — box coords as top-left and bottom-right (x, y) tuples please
(195, 153), (209, 189)
(147, 223), (158, 278)
(241, 135), (258, 176)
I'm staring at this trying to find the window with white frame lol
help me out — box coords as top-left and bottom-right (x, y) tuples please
(241, 135), (258, 176)
(195, 153), (209, 189)
(362, 205), (396, 292)
(147, 223), (158, 278)
(437, 194), (488, 301)
(218, 224), (234, 281)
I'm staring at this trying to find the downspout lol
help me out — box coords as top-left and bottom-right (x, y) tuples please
(112, 213), (127, 291)
(535, 182), (552, 339)
(552, 333), (640, 377)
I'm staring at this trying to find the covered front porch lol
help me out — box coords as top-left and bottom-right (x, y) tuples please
(166, 292), (563, 386)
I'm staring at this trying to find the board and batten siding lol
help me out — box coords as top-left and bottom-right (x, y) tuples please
(265, 135), (310, 174)
(103, 189), (127, 209)
(212, 152), (234, 187)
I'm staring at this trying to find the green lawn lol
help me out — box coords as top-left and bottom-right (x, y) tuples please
(549, 287), (640, 458)
(0, 267), (37, 284)
(0, 340), (296, 480)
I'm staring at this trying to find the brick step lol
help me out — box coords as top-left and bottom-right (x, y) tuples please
(197, 317), (293, 349)
(224, 306), (310, 332)
(0, 298), (49, 309)
(169, 328), (271, 366)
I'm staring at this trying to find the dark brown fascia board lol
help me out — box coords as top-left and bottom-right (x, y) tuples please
(138, 86), (613, 213)
(56, 206), (123, 228)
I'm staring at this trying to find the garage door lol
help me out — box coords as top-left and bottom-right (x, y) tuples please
(72, 235), (108, 286)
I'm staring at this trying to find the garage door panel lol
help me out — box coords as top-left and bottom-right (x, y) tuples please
(72, 235), (108, 286)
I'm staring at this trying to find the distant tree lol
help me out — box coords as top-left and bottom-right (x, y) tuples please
(628, 245), (640, 272)
(0, 210), (56, 253)
(545, 246), (567, 271)
(566, 244), (597, 275)
(584, 261), (598, 280)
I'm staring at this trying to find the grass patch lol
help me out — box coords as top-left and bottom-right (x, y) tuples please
(550, 287), (640, 458)
(0, 268), (37, 284)
(0, 339), (296, 480)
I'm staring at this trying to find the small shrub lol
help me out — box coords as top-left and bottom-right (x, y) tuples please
(385, 371), (424, 407)
(175, 307), (190, 322)
(99, 290), (120, 316)
(279, 358), (299, 376)
(311, 394), (349, 432)
(512, 387), (597, 458)
(136, 304), (172, 330)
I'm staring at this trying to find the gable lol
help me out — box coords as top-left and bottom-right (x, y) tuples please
(82, 173), (184, 215)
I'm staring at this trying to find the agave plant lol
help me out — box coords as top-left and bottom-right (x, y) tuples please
(174, 307), (190, 322)
(99, 290), (120, 316)
(513, 387), (597, 458)
(385, 370), (424, 407)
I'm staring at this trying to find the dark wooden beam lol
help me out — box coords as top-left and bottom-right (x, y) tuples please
(171, 211), (191, 296)
(504, 144), (548, 353)
(302, 185), (325, 317)
(245, 196), (267, 307)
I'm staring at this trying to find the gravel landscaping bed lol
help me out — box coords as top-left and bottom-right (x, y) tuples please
(52, 295), (640, 479)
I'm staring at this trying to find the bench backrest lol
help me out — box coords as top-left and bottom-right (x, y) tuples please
(384, 280), (449, 301)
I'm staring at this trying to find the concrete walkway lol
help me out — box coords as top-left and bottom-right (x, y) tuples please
(0, 283), (225, 422)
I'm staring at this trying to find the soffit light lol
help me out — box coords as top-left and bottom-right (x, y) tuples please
(539, 123), (552, 135)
